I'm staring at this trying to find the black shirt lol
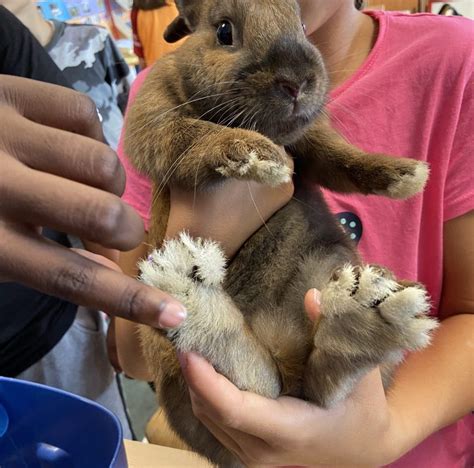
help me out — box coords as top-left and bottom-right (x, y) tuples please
(0, 7), (77, 376)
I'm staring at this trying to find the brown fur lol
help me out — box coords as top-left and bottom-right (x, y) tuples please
(124, 1), (437, 466)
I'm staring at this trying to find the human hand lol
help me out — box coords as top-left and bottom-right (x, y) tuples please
(0, 76), (185, 328)
(178, 289), (400, 467)
(165, 159), (294, 258)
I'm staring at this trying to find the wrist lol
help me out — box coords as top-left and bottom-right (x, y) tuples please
(376, 395), (428, 466)
(353, 406), (400, 466)
(166, 179), (294, 257)
(374, 406), (407, 465)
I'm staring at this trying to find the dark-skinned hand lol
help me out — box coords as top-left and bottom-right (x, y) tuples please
(0, 75), (186, 329)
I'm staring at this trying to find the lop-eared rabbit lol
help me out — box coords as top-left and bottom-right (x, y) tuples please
(124, 1), (437, 465)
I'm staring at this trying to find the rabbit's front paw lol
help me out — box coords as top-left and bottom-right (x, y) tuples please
(374, 159), (429, 199)
(216, 137), (292, 186)
(139, 232), (226, 300)
(320, 264), (438, 355)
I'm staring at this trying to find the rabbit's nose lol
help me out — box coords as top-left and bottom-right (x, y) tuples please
(276, 79), (307, 100)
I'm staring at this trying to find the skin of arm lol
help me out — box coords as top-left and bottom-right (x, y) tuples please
(177, 211), (474, 466)
(385, 211), (474, 459)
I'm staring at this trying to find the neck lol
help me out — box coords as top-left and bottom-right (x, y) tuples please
(15, 3), (54, 47)
(308, 6), (377, 89)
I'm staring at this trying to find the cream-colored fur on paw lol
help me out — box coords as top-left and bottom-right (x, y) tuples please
(179, 232), (227, 286)
(379, 287), (438, 349)
(352, 266), (399, 307)
(321, 264), (399, 314)
(379, 162), (430, 199)
(321, 264), (358, 314)
(139, 232), (226, 295)
(216, 150), (292, 186)
(321, 264), (437, 350)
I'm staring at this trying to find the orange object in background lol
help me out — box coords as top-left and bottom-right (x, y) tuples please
(132, 1), (185, 68)
(364, 0), (419, 11)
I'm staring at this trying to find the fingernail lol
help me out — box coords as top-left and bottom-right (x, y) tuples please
(177, 351), (188, 370)
(313, 289), (321, 306)
(159, 302), (187, 329)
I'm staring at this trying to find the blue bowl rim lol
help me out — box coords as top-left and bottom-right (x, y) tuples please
(0, 376), (124, 465)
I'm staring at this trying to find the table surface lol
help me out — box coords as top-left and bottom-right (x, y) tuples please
(124, 440), (213, 467)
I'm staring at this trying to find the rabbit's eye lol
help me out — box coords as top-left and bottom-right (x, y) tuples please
(216, 21), (233, 46)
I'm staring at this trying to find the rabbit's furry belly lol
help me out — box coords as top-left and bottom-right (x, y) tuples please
(225, 189), (356, 323)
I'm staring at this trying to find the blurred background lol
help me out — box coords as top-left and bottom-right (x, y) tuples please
(34, 0), (474, 76)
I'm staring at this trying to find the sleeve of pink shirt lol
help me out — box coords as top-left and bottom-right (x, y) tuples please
(443, 70), (474, 221)
(117, 68), (153, 231)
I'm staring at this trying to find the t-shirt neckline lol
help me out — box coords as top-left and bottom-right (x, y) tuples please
(45, 19), (66, 53)
(329, 10), (387, 102)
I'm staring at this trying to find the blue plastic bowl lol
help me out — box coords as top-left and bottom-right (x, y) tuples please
(0, 377), (127, 467)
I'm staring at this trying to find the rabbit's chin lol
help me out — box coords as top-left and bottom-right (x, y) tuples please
(258, 109), (322, 146)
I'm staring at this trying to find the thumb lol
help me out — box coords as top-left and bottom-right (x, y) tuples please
(304, 288), (321, 322)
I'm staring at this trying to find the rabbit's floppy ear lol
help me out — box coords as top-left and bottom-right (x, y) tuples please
(164, 16), (192, 43)
(164, 0), (201, 43)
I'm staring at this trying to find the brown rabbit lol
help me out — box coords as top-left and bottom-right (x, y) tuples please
(124, 1), (437, 466)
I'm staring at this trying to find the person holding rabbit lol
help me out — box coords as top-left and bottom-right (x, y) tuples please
(116, 0), (473, 466)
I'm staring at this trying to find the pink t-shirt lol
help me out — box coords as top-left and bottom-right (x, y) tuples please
(118, 11), (473, 467)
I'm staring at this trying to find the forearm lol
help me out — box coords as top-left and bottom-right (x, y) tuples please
(116, 317), (152, 380)
(166, 179), (294, 258)
(386, 313), (473, 462)
(115, 240), (153, 380)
